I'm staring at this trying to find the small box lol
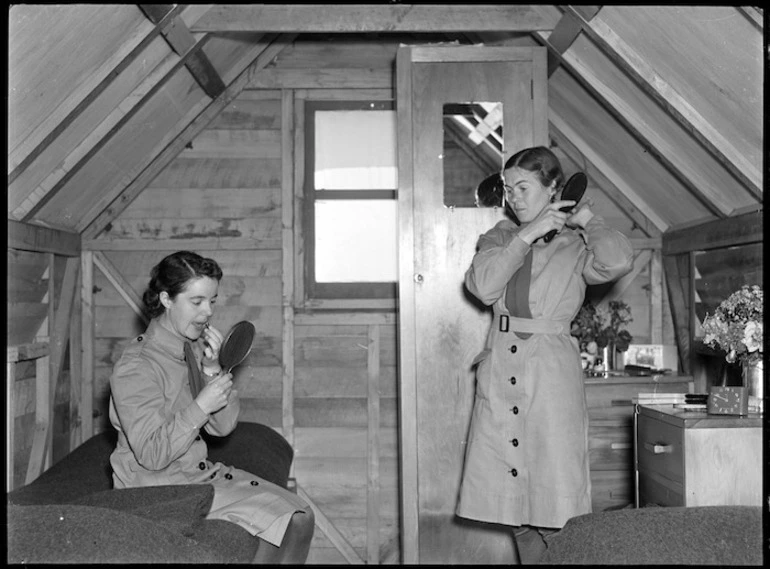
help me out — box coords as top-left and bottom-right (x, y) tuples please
(623, 344), (678, 370)
(707, 386), (749, 416)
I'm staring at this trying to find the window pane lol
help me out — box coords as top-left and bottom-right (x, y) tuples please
(315, 200), (397, 282)
(315, 110), (397, 190)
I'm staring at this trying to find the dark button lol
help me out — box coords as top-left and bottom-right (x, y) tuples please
(512, 406), (519, 414)
(198, 462), (206, 470)
(137, 336), (143, 342)
(250, 480), (259, 486)
(510, 438), (519, 447)
(195, 435), (201, 441)
(510, 345), (517, 354)
(225, 473), (233, 480)
(509, 376), (516, 385)
(510, 468), (518, 477)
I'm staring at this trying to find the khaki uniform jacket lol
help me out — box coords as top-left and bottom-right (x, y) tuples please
(109, 319), (308, 547)
(456, 215), (633, 529)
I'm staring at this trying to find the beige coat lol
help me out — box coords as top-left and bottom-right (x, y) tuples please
(456, 215), (633, 529)
(109, 319), (307, 546)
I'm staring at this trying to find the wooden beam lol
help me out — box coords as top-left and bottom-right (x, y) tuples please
(7, 342), (50, 364)
(191, 4), (557, 33)
(7, 5), (184, 190)
(548, 116), (666, 234)
(26, 256), (79, 483)
(80, 252), (95, 441)
(8, 219), (80, 256)
(545, 8), (585, 76)
(281, 89), (296, 455)
(662, 209), (763, 255)
(662, 253), (692, 374)
(93, 251), (149, 326)
(570, 7), (762, 198)
(82, 34), (296, 241)
(21, 32), (214, 223)
(537, 33), (732, 218)
(139, 4), (226, 98)
(366, 324), (381, 565)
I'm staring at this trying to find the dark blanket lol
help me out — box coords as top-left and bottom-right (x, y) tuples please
(539, 505), (763, 565)
(8, 422), (293, 564)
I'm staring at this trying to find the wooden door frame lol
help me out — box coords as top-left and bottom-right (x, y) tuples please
(396, 45), (548, 564)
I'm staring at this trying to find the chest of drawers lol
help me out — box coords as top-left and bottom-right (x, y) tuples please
(635, 404), (762, 507)
(584, 375), (693, 512)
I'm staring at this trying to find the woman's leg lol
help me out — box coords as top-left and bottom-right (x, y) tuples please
(512, 525), (550, 565)
(253, 509), (315, 564)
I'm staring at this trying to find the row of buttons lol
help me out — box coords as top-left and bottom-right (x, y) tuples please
(508, 347), (519, 477)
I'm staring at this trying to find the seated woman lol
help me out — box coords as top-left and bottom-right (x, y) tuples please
(108, 250), (314, 564)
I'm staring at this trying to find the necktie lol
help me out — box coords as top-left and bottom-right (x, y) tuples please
(504, 248), (533, 340)
(184, 341), (205, 398)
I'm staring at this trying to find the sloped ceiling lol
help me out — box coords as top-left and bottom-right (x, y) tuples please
(7, 5), (763, 241)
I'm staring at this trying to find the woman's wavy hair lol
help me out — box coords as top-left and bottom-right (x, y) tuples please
(503, 146), (564, 191)
(143, 251), (223, 319)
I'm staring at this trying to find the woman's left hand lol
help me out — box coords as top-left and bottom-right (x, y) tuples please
(567, 199), (595, 229)
(200, 325), (224, 371)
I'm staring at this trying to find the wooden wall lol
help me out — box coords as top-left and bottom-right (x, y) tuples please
(9, 34), (675, 564)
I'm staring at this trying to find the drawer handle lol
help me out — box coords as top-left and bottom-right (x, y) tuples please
(643, 441), (673, 454)
(611, 442), (632, 450)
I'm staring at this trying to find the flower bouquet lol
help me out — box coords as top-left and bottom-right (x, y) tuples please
(701, 284), (763, 365)
(701, 285), (763, 410)
(571, 300), (633, 370)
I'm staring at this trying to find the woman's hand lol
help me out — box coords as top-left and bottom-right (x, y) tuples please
(567, 199), (595, 229)
(195, 372), (234, 415)
(200, 325), (224, 375)
(518, 200), (576, 244)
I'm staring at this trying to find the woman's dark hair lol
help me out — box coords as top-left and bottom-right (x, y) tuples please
(503, 146), (564, 191)
(143, 251), (223, 319)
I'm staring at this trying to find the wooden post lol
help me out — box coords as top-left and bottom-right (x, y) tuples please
(367, 324), (381, 564)
(80, 252), (95, 440)
(7, 360), (16, 492)
(69, 265), (83, 450)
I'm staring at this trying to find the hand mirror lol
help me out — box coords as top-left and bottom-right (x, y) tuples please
(218, 321), (256, 373)
(544, 172), (587, 243)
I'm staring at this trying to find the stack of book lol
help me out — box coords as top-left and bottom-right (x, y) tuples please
(633, 392), (686, 405)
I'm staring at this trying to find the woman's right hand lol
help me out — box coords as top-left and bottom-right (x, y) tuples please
(195, 372), (233, 415)
(519, 200), (576, 244)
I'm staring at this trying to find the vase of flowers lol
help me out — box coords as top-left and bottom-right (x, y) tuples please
(571, 300), (633, 372)
(702, 285), (763, 408)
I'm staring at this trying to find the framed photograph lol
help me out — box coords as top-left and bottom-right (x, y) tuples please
(624, 344), (678, 370)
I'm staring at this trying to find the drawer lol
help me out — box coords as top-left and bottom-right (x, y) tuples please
(638, 467), (684, 507)
(637, 414), (684, 484)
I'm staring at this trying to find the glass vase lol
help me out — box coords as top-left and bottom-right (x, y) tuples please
(742, 358), (764, 413)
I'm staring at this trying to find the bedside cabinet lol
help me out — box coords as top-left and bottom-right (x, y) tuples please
(635, 404), (762, 507)
(584, 375), (693, 512)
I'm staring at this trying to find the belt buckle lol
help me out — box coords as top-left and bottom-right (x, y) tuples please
(499, 314), (510, 332)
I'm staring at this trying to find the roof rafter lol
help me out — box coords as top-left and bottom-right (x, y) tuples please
(7, 5), (184, 196)
(535, 34), (731, 218)
(139, 4), (226, 98)
(568, 6), (761, 198)
(549, 111), (667, 234)
(82, 34), (298, 241)
(20, 32), (215, 223)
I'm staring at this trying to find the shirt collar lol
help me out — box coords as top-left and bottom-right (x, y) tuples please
(145, 319), (195, 362)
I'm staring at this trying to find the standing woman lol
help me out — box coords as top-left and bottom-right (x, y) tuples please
(456, 147), (633, 563)
(108, 251), (314, 563)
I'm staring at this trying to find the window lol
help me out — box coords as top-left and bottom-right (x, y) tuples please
(303, 100), (398, 301)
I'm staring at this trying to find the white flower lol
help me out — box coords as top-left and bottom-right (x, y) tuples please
(586, 341), (598, 355)
(744, 320), (763, 353)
